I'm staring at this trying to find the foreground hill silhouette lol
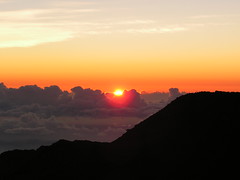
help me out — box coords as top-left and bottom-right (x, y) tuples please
(0, 92), (240, 179)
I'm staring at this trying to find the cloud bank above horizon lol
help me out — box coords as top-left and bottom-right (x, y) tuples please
(0, 82), (184, 152)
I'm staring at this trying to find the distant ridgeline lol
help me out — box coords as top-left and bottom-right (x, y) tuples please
(0, 91), (240, 180)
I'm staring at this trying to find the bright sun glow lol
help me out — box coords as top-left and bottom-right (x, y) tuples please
(114, 89), (124, 96)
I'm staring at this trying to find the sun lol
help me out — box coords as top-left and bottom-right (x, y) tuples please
(114, 89), (124, 96)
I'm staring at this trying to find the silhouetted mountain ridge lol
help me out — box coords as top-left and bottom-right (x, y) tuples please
(0, 91), (240, 179)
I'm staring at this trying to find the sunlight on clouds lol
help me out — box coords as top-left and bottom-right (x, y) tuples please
(50, 1), (98, 7)
(0, 9), (53, 21)
(190, 14), (240, 19)
(115, 20), (156, 25)
(0, 1), (191, 48)
(0, 8), (97, 48)
(0, 0), (238, 48)
(0, 8), (99, 22)
(124, 27), (188, 34)
(0, 0), (101, 48)
(0, 6), (187, 48)
(0, 25), (73, 48)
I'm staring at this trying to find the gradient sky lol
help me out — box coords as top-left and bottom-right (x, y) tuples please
(0, 0), (240, 92)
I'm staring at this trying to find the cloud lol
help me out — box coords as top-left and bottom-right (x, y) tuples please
(0, 4), (100, 48)
(0, 82), (186, 152)
(169, 88), (186, 101)
(0, 114), (140, 152)
(4, 127), (52, 135)
(141, 91), (169, 103)
(190, 14), (240, 19)
(0, 83), (186, 119)
(0, 83), (149, 118)
(114, 20), (156, 25)
(0, 23), (74, 48)
(0, 7), (94, 48)
(1, 113), (59, 135)
(0, 0), (188, 48)
(123, 27), (188, 34)
(51, 1), (98, 8)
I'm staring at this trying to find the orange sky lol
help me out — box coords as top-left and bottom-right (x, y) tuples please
(0, 0), (240, 93)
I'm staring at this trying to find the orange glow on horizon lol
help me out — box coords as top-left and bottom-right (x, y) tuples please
(0, 1), (240, 94)
(1, 78), (240, 94)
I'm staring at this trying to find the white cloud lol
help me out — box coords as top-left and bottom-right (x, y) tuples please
(190, 14), (240, 19)
(123, 27), (188, 34)
(115, 20), (156, 25)
(0, 8), (96, 48)
(0, 24), (74, 48)
(50, 1), (98, 7)
(0, 1), (187, 48)
(0, 8), (99, 22)
(0, 8), (184, 47)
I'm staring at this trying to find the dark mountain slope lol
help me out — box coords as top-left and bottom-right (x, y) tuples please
(109, 92), (240, 179)
(0, 92), (240, 179)
(0, 140), (109, 179)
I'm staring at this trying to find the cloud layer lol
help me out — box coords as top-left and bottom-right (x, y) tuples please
(0, 82), (184, 152)
(0, 0), (191, 48)
(0, 83), (149, 118)
(0, 0), (239, 47)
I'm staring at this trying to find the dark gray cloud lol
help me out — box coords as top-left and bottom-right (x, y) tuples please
(169, 88), (186, 101)
(0, 83), (150, 118)
(0, 82), (185, 153)
(141, 91), (169, 104)
(0, 114), (140, 153)
(169, 88), (181, 98)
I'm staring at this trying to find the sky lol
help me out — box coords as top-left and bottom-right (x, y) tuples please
(0, 0), (239, 92)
